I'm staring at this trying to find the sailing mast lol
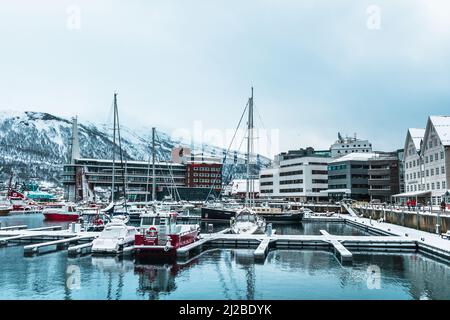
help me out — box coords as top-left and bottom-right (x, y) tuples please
(111, 93), (117, 203)
(152, 127), (156, 202)
(246, 87), (254, 208)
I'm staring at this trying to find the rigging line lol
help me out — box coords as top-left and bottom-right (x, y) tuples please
(222, 127), (247, 185)
(115, 99), (128, 211)
(155, 131), (182, 202)
(205, 100), (249, 201)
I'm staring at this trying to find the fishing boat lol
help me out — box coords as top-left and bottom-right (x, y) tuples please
(134, 211), (200, 260)
(231, 208), (266, 235)
(91, 219), (138, 254)
(42, 203), (79, 221)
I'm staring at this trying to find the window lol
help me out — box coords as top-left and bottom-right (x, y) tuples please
(442, 166), (445, 175)
(443, 181), (446, 189)
(435, 153), (439, 161)
(441, 152), (445, 160)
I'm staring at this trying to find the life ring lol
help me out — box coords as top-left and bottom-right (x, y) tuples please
(94, 219), (104, 225)
(146, 226), (158, 238)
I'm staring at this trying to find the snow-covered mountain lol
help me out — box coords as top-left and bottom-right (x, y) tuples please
(0, 110), (271, 185)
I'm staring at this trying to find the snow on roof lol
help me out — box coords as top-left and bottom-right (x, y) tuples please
(430, 116), (450, 146)
(330, 152), (377, 163)
(408, 128), (425, 151)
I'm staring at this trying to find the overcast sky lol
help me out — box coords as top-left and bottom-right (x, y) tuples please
(1, 0), (450, 158)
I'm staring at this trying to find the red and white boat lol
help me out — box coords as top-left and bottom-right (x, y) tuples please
(42, 203), (80, 221)
(134, 211), (200, 260)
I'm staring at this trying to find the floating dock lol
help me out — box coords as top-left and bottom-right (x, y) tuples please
(0, 215), (449, 264)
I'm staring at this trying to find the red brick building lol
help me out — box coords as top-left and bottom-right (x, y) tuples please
(186, 162), (222, 191)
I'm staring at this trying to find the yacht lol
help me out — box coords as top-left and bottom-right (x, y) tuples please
(91, 219), (138, 254)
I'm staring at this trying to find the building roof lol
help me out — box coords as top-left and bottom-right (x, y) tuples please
(74, 158), (185, 166)
(408, 128), (426, 151)
(429, 116), (450, 146)
(330, 152), (377, 163)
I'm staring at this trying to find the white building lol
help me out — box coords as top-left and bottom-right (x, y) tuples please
(421, 116), (450, 205)
(398, 117), (450, 206)
(330, 133), (372, 158)
(403, 128), (425, 194)
(259, 148), (331, 202)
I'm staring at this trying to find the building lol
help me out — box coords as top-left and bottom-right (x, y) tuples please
(62, 158), (187, 202)
(63, 144), (223, 202)
(420, 116), (450, 205)
(368, 152), (402, 202)
(327, 153), (373, 201)
(395, 117), (450, 206)
(402, 128), (426, 196)
(330, 133), (373, 158)
(259, 147), (331, 202)
(327, 151), (404, 202)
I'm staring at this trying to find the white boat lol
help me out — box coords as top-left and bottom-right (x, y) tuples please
(91, 219), (138, 254)
(231, 208), (266, 235)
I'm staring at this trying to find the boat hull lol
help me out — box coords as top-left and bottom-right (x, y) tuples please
(43, 213), (79, 221)
(201, 207), (237, 221)
(258, 212), (304, 223)
(202, 207), (304, 223)
(0, 209), (10, 216)
(134, 229), (199, 261)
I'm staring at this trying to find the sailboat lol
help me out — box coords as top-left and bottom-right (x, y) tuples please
(231, 88), (266, 235)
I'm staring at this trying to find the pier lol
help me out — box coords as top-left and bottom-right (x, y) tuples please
(0, 216), (448, 264)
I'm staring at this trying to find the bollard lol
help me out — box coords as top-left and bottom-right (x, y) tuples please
(207, 224), (214, 234)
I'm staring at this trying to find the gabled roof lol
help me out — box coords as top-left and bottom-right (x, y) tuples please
(408, 128), (425, 152)
(429, 116), (450, 146)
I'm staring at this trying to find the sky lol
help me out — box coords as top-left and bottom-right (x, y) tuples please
(1, 0), (450, 158)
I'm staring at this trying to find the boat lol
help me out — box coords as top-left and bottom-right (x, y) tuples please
(77, 208), (111, 232)
(91, 219), (138, 254)
(201, 201), (242, 221)
(134, 211), (200, 260)
(42, 203), (80, 221)
(0, 201), (12, 216)
(231, 208), (266, 235)
(251, 203), (304, 223)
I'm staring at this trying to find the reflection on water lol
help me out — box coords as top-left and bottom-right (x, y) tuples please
(0, 214), (449, 300)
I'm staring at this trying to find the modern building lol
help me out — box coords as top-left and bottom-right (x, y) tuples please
(62, 158), (187, 202)
(330, 133), (373, 158)
(326, 153), (373, 201)
(259, 147), (331, 202)
(368, 152), (402, 202)
(327, 151), (402, 202)
(63, 146), (223, 202)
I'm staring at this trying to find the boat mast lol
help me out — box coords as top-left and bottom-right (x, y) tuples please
(246, 87), (254, 208)
(152, 127), (156, 202)
(111, 93), (117, 203)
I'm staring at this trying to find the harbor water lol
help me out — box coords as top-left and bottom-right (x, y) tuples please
(0, 214), (449, 300)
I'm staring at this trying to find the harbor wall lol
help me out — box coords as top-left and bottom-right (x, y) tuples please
(353, 207), (449, 234)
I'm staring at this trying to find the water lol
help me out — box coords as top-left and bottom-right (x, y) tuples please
(0, 214), (449, 300)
